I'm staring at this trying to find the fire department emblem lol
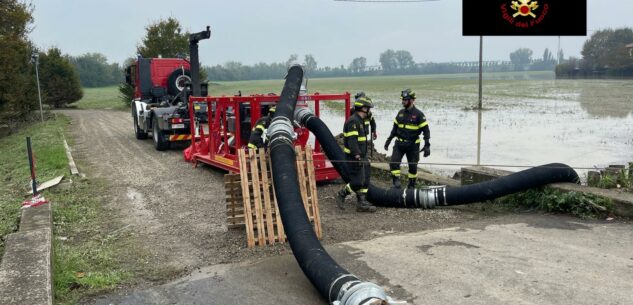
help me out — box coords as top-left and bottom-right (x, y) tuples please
(511, 0), (539, 18)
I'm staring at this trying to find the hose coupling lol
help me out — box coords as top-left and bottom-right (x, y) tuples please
(415, 186), (446, 209)
(294, 106), (315, 126)
(267, 116), (296, 146)
(333, 281), (400, 305)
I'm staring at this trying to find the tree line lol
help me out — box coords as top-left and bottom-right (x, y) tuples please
(0, 0), (83, 126)
(556, 28), (633, 78)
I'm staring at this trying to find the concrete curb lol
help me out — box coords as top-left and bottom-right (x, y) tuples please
(0, 203), (53, 305)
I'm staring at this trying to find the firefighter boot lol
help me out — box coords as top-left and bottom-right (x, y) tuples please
(356, 194), (377, 213)
(392, 176), (401, 189)
(408, 178), (416, 188)
(336, 188), (348, 210)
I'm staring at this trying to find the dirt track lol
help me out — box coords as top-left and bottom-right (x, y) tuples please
(61, 109), (511, 289)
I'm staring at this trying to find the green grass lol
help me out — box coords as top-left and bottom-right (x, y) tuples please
(0, 117), (69, 260)
(75, 71), (556, 110)
(74, 86), (126, 110)
(49, 178), (133, 304)
(0, 116), (138, 304)
(498, 188), (613, 219)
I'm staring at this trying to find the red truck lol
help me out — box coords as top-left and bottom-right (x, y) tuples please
(125, 27), (210, 150)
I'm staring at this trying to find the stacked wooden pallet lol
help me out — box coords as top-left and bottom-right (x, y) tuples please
(225, 145), (322, 248)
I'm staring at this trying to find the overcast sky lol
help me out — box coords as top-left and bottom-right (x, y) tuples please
(29, 0), (632, 67)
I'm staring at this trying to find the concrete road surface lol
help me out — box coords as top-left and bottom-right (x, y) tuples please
(91, 214), (633, 305)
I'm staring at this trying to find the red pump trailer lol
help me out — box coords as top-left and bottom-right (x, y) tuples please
(185, 92), (351, 182)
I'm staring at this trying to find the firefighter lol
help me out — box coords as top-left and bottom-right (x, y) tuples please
(247, 106), (276, 149)
(384, 89), (431, 189)
(336, 96), (377, 213)
(351, 92), (378, 141)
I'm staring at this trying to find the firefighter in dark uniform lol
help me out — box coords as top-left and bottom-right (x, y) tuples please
(352, 92), (378, 141)
(384, 89), (431, 189)
(247, 106), (276, 149)
(336, 96), (377, 212)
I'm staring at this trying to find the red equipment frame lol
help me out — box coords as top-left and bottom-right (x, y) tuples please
(186, 93), (351, 182)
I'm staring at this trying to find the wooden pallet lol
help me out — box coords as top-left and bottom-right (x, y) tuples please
(225, 146), (322, 248)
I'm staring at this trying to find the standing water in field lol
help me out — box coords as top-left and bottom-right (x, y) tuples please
(317, 78), (633, 179)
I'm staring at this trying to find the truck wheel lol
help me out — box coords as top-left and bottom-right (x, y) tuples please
(167, 69), (191, 96)
(152, 117), (169, 151)
(132, 104), (148, 139)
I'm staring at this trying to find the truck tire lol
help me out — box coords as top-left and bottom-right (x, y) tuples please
(167, 69), (191, 96)
(152, 117), (169, 151)
(132, 104), (148, 139)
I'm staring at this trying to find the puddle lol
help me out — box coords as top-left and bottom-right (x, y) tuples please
(317, 79), (633, 178)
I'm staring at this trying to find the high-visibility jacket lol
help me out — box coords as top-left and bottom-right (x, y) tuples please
(343, 113), (368, 157)
(350, 108), (376, 134)
(388, 105), (430, 144)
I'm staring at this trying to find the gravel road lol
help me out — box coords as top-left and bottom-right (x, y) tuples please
(61, 109), (508, 289)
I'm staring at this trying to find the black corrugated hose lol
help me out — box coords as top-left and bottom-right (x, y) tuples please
(269, 65), (392, 305)
(297, 114), (579, 209)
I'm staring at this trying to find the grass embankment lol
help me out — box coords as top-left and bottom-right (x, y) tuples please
(0, 116), (134, 305)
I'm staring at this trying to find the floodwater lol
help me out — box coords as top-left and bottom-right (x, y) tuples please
(317, 79), (633, 179)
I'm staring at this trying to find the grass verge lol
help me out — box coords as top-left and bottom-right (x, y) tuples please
(0, 115), (142, 304)
(48, 177), (133, 304)
(0, 117), (69, 260)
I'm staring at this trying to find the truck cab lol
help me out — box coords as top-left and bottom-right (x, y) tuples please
(126, 57), (208, 150)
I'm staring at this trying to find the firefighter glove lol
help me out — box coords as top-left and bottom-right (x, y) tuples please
(384, 137), (393, 151)
(372, 132), (377, 141)
(421, 143), (431, 157)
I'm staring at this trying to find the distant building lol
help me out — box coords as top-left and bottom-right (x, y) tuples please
(627, 43), (633, 57)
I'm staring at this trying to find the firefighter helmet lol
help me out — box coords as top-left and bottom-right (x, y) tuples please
(354, 91), (366, 99)
(354, 96), (373, 110)
(400, 88), (416, 100)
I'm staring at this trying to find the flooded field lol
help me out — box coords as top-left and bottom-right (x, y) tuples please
(212, 72), (633, 179)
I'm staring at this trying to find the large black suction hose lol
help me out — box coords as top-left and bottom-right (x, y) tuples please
(296, 113), (580, 208)
(269, 65), (393, 305)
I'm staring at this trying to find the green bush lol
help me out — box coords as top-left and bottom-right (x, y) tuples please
(499, 188), (612, 218)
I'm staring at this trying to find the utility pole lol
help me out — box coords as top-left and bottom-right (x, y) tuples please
(31, 51), (44, 122)
(476, 36), (483, 165)
(557, 36), (561, 65)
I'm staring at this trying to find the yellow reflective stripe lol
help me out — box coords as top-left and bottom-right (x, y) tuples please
(344, 131), (359, 137)
(419, 121), (428, 128)
(393, 119), (398, 124)
(359, 188), (368, 193)
(364, 120), (369, 125)
(357, 137), (367, 142)
(247, 143), (257, 149)
(404, 124), (420, 130)
(354, 102), (363, 106)
(396, 138), (421, 143)
(343, 147), (351, 154)
(253, 124), (265, 131)
(391, 170), (400, 175)
(345, 184), (353, 193)
(408, 173), (417, 178)
(397, 124), (404, 128)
